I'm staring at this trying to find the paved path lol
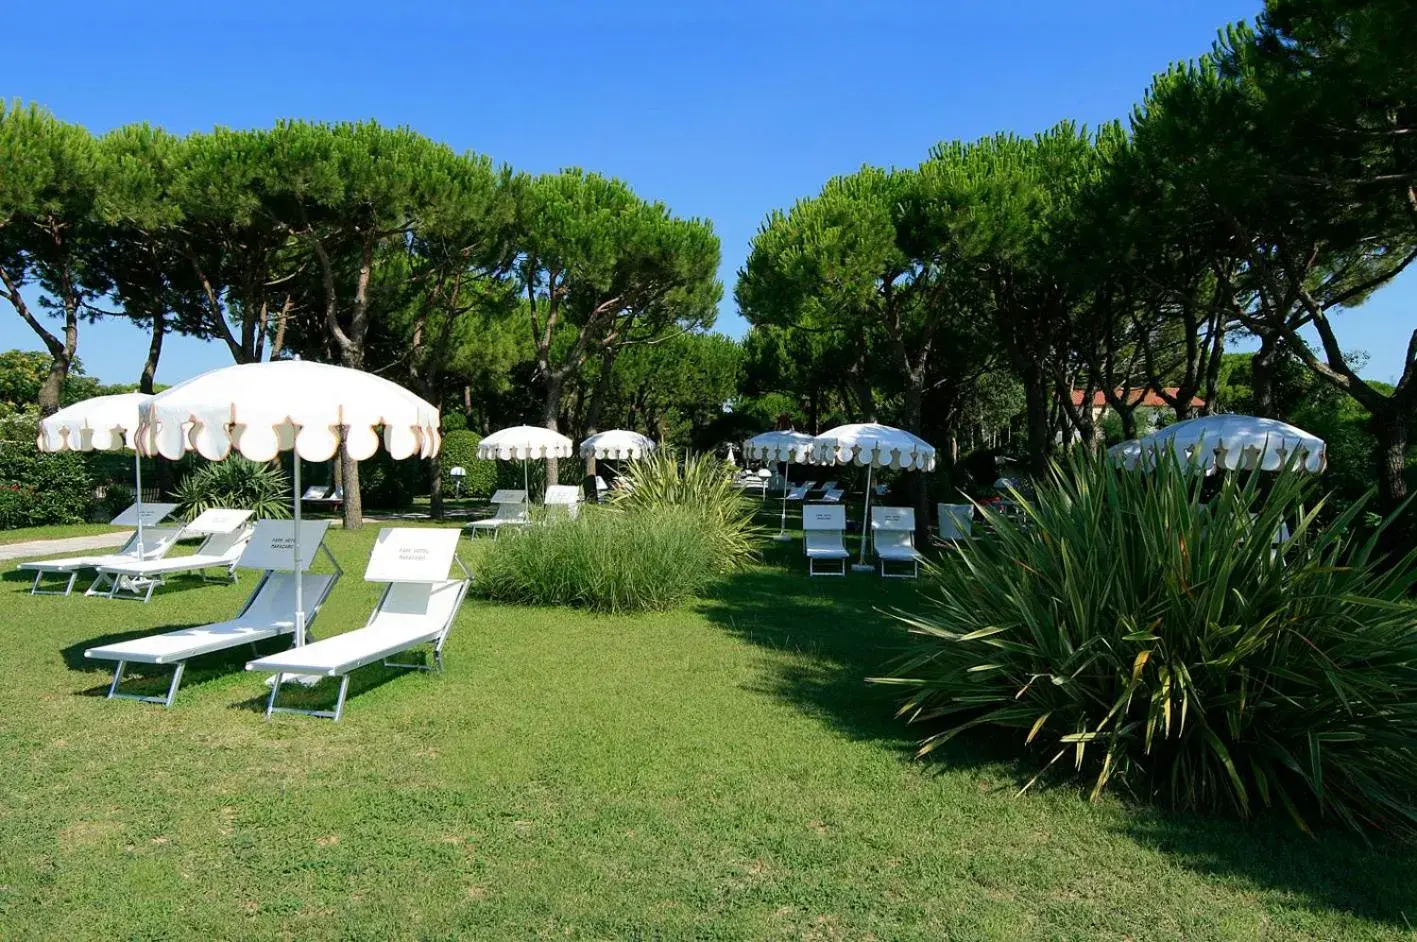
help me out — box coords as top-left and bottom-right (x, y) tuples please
(0, 531), (133, 563)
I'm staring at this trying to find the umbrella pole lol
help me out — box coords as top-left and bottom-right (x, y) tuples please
(775, 459), (791, 541)
(523, 459), (529, 498)
(854, 465), (875, 571)
(293, 455), (304, 647)
(133, 450), (145, 557)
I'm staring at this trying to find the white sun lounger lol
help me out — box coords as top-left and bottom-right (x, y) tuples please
(873, 506), (923, 579)
(544, 484), (583, 521)
(93, 509), (255, 602)
(301, 485), (344, 509)
(248, 527), (470, 721)
(785, 481), (817, 502)
(804, 504), (850, 576)
(936, 502), (974, 542)
(19, 524), (184, 597)
(83, 520), (342, 708)
(819, 487), (845, 503)
(464, 489), (530, 538)
(816, 480), (839, 495)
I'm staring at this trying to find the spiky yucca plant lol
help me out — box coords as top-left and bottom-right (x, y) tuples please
(872, 451), (1417, 839)
(174, 456), (291, 521)
(611, 450), (760, 569)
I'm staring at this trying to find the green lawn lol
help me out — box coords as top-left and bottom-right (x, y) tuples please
(2, 522), (1415, 940)
(0, 521), (123, 545)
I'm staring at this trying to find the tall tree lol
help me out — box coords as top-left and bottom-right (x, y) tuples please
(515, 169), (720, 484)
(0, 103), (103, 415)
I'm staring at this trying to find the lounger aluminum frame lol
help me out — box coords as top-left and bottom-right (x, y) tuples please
(83, 521), (342, 708)
(250, 528), (471, 721)
(21, 527), (185, 597)
(256, 571), (471, 722)
(94, 523), (254, 602)
(465, 489), (530, 539)
(873, 507), (924, 579)
(803, 503), (850, 577)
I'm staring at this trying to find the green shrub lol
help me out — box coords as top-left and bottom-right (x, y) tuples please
(872, 452), (1417, 839)
(359, 452), (420, 510)
(0, 431), (94, 529)
(174, 456), (291, 521)
(439, 430), (497, 499)
(611, 450), (759, 569)
(99, 484), (134, 521)
(477, 505), (726, 614)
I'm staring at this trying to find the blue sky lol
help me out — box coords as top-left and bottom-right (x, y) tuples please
(2, 0), (1411, 387)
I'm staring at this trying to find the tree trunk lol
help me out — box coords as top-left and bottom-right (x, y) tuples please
(1250, 334), (1278, 418)
(37, 357), (69, 417)
(581, 349), (619, 477)
(339, 444), (362, 528)
(429, 453), (445, 521)
(543, 376), (564, 487)
(903, 383), (931, 545)
(1374, 409), (1411, 552)
(139, 313), (165, 395)
(1021, 366), (1051, 477)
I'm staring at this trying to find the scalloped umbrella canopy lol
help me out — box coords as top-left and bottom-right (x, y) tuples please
(579, 429), (655, 460)
(743, 430), (814, 463)
(1130, 415), (1326, 473)
(135, 360), (440, 463)
(478, 425), (574, 460)
(809, 423), (937, 471)
(37, 393), (151, 453)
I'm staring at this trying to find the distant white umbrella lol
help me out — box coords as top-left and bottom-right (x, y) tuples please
(1118, 415), (1326, 474)
(744, 430), (814, 541)
(38, 393), (155, 553)
(478, 425), (574, 495)
(579, 429), (656, 460)
(809, 423), (937, 570)
(138, 360), (440, 648)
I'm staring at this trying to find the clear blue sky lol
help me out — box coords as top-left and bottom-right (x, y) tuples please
(2, 0), (1411, 387)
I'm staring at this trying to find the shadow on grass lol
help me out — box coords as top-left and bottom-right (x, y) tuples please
(711, 529), (1417, 929)
(60, 627), (292, 702)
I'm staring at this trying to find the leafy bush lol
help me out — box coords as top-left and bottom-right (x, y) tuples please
(99, 484), (134, 521)
(0, 427), (94, 529)
(439, 430), (497, 499)
(873, 452), (1417, 839)
(174, 456), (290, 521)
(477, 505), (726, 613)
(611, 450), (759, 568)
(359, 452), (420, 510)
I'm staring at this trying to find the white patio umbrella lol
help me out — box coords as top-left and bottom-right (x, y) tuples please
(1117, 415), (1327, 474)
(809, 423), (937, 571)
(579, 429), (656, 460)
(744, 429), (814, 541)
(37, 393), (155, 553)
(478, 425), (574, 495)
(137, 360), (440, 648)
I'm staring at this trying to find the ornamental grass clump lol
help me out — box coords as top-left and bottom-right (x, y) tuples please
(872, 451), (1417, 839)
(478, 451), (759, 614)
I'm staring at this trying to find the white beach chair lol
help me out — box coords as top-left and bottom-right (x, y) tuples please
(19, 518), (184, 597)
(93, 509), (255, 602)
(803, 504), (850, 577)
(464, 489), (530, 539)
(936, 503), (974, 542)
(544, 484), (583, 521)
(785, 481), (818, 502)
(301, 485), (344, 509)
(83, 520), (342, 708)
(815, 480), (839, 496)
(247, 527), (471, 721)
(819, 487), (845, 503)
(872, 506), (924, 579)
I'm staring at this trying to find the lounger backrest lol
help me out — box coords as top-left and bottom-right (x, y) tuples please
(110, 501), (179, 527)
(236, 519), (333, 572)
(197, 526), (255, 562)
(872, 507), (916, 554)
(937, 503), (973, 540)
(544, 485), (582, 520)
(184, 508), (255, 534)
(819, 480), (838, 492)
(490, 502), (530, 524)
(366, 580), (466, 642)
(786, 484), (811, 499)
(128, 527), (184, 560)
(364, 528), (462, 583)
(803, 503), (846, 553)
(489, 489), (527, 505)
(237, 571), (338, 626)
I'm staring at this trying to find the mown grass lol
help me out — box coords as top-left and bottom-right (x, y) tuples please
(0, 521), (122, 545)
(1, 517), (1415, 939)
